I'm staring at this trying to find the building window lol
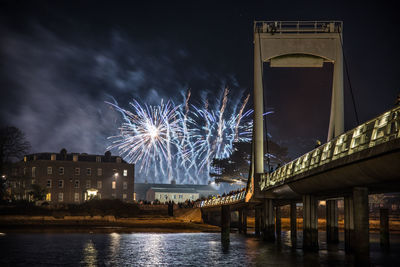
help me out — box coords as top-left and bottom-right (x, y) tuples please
(58, 180), (64, 188)
(32, 167), (36, 178)
(116, 157), (121, 163)
(86, 180), (91, 189)
(73, 155), (78, 162)
(123, 169), (128, 176)
(31, 179), (36, 184)
(98, 193), (101, 199)
(123, 194), (127, 200)
(97, 168), (102, 176)
(46, 193), (51, 201)
(74, 180), (80, 188)
(46, 179), (52, 188)
(59, 167), (64, 175)
(24, 156), (27, 162)
(97, 181), (102, 189)
(47, 167), (52, 175)
(74, 193), (79, 202)
(58, 193), (63, 202)
(96, 156), (101, 162)
(174, 195), (176, 199)
(133, 193), (136, 201)
(112, 181), (116, 189)
(23, 168), (26, 175)
(51, 154), (56, 160)
(179, 195), (183, 199)
(75, 168), (80, 175)
(86, 168), (91, 175)
(112, 193), (116, 198)
(123, 181), (127, 190)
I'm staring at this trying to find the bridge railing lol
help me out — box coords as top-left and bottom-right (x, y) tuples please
(254, 21), (342, 34)
(260, 105), (400, 190)
(197, 191), (246, 208)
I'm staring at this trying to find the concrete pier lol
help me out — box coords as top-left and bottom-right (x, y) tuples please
(276, 205), (281, 239)
(290, 201), (297, 243)
(262, 199), (275, 241)
(326, 199), (339, 243)
(242, 208), (248, 235)
(344, 196), (354, 253)
(353, 187), (369, 261)
(221, 205), (231, 244)
(238, 209), (243, 233)
(380, 208), (390, 250)
(303, 195), (318, 251)
(255, 207), (261, 237)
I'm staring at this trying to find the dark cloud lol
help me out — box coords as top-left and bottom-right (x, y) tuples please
(1, 0), (400, 162)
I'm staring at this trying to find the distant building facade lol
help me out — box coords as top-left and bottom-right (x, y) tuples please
(6, 149), (134, 203)
(135, 182), (218, 203)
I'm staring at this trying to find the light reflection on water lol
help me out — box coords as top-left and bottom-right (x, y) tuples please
(0, 231), (400, 266)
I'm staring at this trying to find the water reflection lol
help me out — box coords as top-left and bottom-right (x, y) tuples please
(0, 232), (399, 266)
(82, 240), (98, 267)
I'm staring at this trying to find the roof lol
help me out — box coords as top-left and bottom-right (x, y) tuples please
(24, 149), (128, 164)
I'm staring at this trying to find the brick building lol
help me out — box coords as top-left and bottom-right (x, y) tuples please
(6, 149), (134, 203)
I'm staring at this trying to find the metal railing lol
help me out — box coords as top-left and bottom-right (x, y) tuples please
(254, 21), (342, 34)
(197, 191), (246, 208)
(260, 105), (400, 190)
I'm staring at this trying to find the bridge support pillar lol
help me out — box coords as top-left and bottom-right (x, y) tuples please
(303, 195), (318, 251)
(290, 201), (297, 244)
(238, 209), (243, 233)
(221, 205), (231, 244)
(380, 208), (390, 250)
(344, 195), (354, 253)
(276, 205), (281, 239)
(326, 200), (339, 243)
(242, 208), (248, 235)
(353, 187), (369, 262)
(262, 199), (275, 241)
(255, 207), (261, 237)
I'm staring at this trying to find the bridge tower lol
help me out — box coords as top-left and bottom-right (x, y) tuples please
(253, 21), (344, 175)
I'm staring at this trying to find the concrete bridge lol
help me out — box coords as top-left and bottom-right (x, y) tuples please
(198, 21), (400, 262)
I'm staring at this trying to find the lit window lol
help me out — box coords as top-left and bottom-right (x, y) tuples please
(97, 181), (102, 189)
(112, 181), (116, 189)
(97, 168), (102, 176)
(112, 193), (116, 198)
(31, 179), (36, 184)
(123, 181), (127, 190)
(96, 156), (101, 163)
(58, 180), (64, 188)
(123, 170), (128, 176)
(51, 154), (56, 161)
(86, 168), (91, 175)
(58, 193), (63, 202)
(59, 167), (64, 175)
(98, 193), (101, 199)
(75, 180), (80, 188)
(46, 193), (51, 201)
(75, 168), (80, 175)
(123, 194), (127, 200)
(24, 156), (27, 162)
(116, 157), (121, 163)
(74, 193), (79, 202)
(32, 167), (36, 178)
(73, 155), (78, 162)
(46, 179), (52, 188)
(86, 180), (91, 188)
(47, 167), (52, 175)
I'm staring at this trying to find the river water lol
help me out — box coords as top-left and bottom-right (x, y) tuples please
(0, 230), (399, 266)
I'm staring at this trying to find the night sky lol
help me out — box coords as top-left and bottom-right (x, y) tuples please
(1, 0), (399, 161)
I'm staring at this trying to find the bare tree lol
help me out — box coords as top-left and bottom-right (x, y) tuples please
(0, 126), (31, 172)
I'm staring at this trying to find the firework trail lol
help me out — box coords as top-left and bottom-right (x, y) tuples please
(107, 89), (263, 184)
